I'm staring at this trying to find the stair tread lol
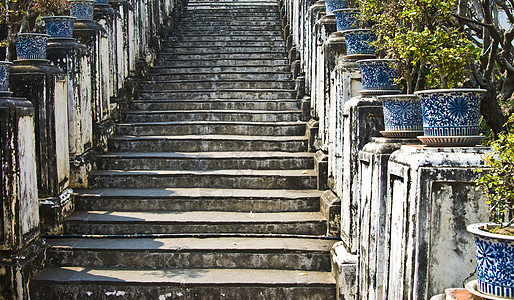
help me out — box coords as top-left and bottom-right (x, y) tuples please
(110, 135), (307, 141)
(33, 267), (336, 285)
(117, 121), (306, 126)
(98, 151), (314, 159)
(75, 188), (322, 199)
(66, 211), (326, 223)
(125, 110), (300, 114)
(90, 169), (316, 176)
(47, 237), (335, 252)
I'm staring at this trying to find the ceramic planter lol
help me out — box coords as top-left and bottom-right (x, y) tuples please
(377, 94), (423, 137)
(15, 33), (50, 60)
(467, 223), (514, 299)
(342, 29), (376, 60)
(41, 16), (76, 39)
(0, 61), (12, 93)
(333, 9), (360, 32)
(69, 0), (96, 21)
(357, 59), (400, 95)
(325, 0), (349, 16)
(415, 89), (485, 137)
(95, 0), (109, 5)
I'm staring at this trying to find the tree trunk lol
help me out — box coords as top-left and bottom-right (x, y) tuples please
(481, 87), (507, 137)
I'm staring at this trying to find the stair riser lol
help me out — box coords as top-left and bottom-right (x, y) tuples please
(97, 157), (314, 171)
(123, 112), (301, 122)
(140, 81), (294, 91)
(162, 46), (286, 55)
(108, 139), (308, 152)
(63, 221), (326, 235)
(48, 250), (331, 271)
(75, 197), (320, 212)
(30, 284), (336, 300)
(136, 91), (296, 100)
(171, 30), (284, 36)
(150, 65), (290, 73)
(145, 73), (292, 81)
(158, 53), (286, 60)
(168, 35), (284, 42)
(153, 59), (289, 67)
(88, 174), (317, 189)
(181, 12), (280, 18)
(115, 124), (306, 136)
(130, 101), (299, 111)
(162, 41), (285, 48)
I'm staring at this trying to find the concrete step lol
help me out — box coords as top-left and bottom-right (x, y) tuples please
(63, 211), (327, 235)
(136, 89), (296, 100)
(153, 59), (290, 68)
(157, 52), (287, 60)
(149, 65), (291, 74)
(31, 267), (336, 299)
(46, 237), (335, 270)
(162, 40), (285, 48)
(162, 46), (286, 54)
(171, 29), (284, 36)
(107, 135), (308, 152)
(140, 80), (294, 91)
(177, 19), (282, 26)
(74, 188), (322, 212)
(97, 151), (314, 171)
(123, 109), (301, 122)
(145, 72), (292, 81)
(129, 99), (300, 111)
(168, 34), (284, 42)
(88, 169), (317, 189)
(114, 121), (306, 136)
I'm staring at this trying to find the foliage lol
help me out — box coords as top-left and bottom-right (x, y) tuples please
(476, 116), (514, 228)
(358, 0), (479, 93)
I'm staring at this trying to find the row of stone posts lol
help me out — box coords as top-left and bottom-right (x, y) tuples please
(0, 1), (186, 298)
(278, 1), (491, 299)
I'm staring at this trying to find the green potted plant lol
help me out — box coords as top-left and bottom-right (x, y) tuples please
(468, 117), (514, 299)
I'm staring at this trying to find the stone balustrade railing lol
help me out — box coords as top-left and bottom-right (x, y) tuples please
(0, 0), (186, 298)
(278, 1), (490, 299)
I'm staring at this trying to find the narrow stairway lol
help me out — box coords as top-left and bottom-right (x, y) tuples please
(31, 0), (338, 298)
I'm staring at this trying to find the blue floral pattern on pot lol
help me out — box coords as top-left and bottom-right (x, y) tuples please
(357, 59), (399, 91)
(468, 223), (514, 299)
(343, 29), (376, 56)
(415, 89), (485, 136)
(0, 62), (12, 92)
(334, 9), (360, 32)
(379, 95), (423, 131)
(70, 0), (96, 20)
(15, 34), (49, 60)
(325, 0), (349, 15)
(42, 17), (75, 39)
(96, 0), (109, 4)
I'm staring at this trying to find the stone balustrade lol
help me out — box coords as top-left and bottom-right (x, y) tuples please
(0, 0), (186, 297)
(278, 1), (492, 299)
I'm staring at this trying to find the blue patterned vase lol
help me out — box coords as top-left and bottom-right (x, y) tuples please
(0, 62), (12, 92)
(69, 0), (96, 21)
(468, 223), (514, 299)
(95, 0), (109, 4)
(415, 89), (485, 136)
(357, 59), (400, 93)
(325, 0), (349, 16)
(342, 29), (376, 56)
(41, 16), (76, 39)
(15, 33), (50, 60)
(333, 9), (360, 32)
(378, 95), (423, 133)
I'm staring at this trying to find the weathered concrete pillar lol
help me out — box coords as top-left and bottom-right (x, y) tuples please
(10, 61), (73, 235)
(305, 2), (325, 97)
(47, 40), (94, 189)
(74, 20), (114, 153)
(385, 146), (490, 300)
(341, 96), (384, 253)
(357, 137), (420, 300)
(0, 96), (45, 300)
(332, 241), (358, 300)
(329, 61), (360, 196)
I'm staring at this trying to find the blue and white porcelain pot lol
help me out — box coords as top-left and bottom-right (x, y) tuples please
(41, 16), (76, 39)
(325, 0), (349, 16)
(378, 94), (423, 135)
(15, 33), (50, 60)
(333, 9), (360, 32)
(468, 223), (514, 299)
(69, 0), (96, 21)
(414, 89), (485, 136)
(95, 0), (109, 5)
(342, 29), (376, 57)
(0, 61), (12, 92)
(357, 59), (400, 95)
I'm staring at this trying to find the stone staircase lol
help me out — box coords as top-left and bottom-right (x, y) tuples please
(30, 0), (337, 298)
